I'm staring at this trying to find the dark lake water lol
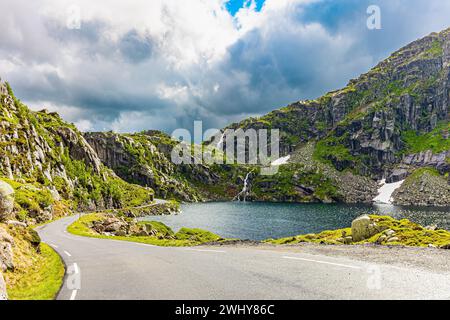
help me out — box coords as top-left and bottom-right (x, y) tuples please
(143, 202), (450, 240)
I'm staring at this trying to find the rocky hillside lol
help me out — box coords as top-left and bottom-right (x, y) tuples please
(0, 29), (448, 208)
(216, 27), (450, 205)
(84, 131), (247, 202)
(85, 131), (207, 201)
(0, 81), (154, 224)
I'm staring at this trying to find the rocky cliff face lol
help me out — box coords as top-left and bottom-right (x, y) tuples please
(216, 28), (450, 205)
(0, 82), (154, 223)
(84, 131), (206, 201)
(0, 82), (100, 181)
(1, 28), (448, 208)
(84, 131), (251, 202)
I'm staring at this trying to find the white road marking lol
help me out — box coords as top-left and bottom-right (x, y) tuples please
(185, 249), (226, 253)
(73, 263), (79, 274)
(283, 256), (361, 269)
(70, 290), (77, 300)
(64, 250), (72, 257)
(50, 243), (58, 249)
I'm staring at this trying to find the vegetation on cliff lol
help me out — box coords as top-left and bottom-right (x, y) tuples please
(401, 122), (450, 154)
(0, 82), (154, 224)
(211, 28), (450, 205)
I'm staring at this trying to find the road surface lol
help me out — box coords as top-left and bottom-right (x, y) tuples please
(36, 216), (450, 300)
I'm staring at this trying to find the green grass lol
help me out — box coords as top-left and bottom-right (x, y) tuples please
(402, 122), (450, 154)
(6, 243), (65, 300)
(68, 213), (223, 247)
(265, 215), (450, 248)
(314, 139), (355, 163)
(408, 167), (440, 179)
(266, 228), (352, 245)
(313, 133), (361, 172)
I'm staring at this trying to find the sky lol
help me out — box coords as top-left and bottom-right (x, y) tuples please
(0, 0), (450, 135)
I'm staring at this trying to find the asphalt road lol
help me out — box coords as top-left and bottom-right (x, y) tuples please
(36, 216), (450, 300)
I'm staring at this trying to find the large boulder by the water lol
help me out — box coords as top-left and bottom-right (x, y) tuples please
(351, 215), (384, 242)
(0, 180), (15, 222)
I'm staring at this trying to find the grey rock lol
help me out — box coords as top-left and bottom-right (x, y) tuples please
(136, 230), (149, 237)
(392, 168), (450, 206)
(115, 230), (127, 237)
(376, 235), (387, 244)
(403, 150), (450, 175)
(351, 215), (385, 242)
(0, 227), (14, 245)
(0, 242), (14, 272)
(84, 131), (208, 202)
(343, 236), (353, 244)
(6, 220), (27, 228)
(386, 169), (409, 183)
(0, 271), (7, 300)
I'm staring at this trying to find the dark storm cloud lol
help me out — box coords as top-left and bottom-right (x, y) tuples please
(1, 0), (450, 134)
(119, 30), (154, 63)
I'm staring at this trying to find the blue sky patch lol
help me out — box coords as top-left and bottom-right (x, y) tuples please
(226, 0), (265, 16)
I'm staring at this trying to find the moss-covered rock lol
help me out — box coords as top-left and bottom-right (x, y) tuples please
(351, 215), (387, 242)
(265, 215), (450, 248)
(69, 212), (224, 247)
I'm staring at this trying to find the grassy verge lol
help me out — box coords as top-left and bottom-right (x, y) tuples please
(67, 213), (223, 247)
(265, 215), (450, 248)
(6, 243), (65, 300)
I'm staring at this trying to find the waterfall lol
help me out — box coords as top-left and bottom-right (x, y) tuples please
(234, 172), (252, 202)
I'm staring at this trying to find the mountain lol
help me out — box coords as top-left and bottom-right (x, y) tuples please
(215, 28), (450, 205)
(84, 130), (259, 202)
(0, 82), (154, 224)
(1, 28), (449, 210)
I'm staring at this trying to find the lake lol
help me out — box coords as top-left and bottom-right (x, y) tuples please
(143, 202), (450, 240)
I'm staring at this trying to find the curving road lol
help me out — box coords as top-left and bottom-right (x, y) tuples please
(36, 216), (450, 300)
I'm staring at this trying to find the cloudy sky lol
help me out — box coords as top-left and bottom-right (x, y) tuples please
(1, 0), (449, 135)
